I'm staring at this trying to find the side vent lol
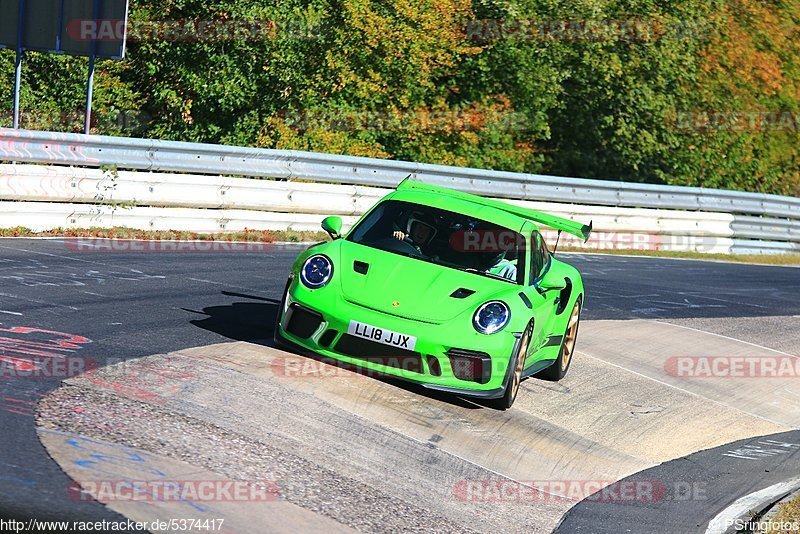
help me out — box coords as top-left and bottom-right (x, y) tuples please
(450, 288), (475, 299)
(556, 278), (573, 315)
(353, 261), (369, 274)
(319, 329), (338, 347)
(426, 355), (442, 377)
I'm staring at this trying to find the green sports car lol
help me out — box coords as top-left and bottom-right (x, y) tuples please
(274, 179), (592, 409)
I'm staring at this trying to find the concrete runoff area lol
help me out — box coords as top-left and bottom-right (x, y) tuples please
(37, 320), (795, 533)
(38, 429), (352, 534)
(0, 239), (796, 531)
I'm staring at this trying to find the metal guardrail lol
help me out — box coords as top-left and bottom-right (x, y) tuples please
(0, 199), (739, 254)
(0, 128), (798, 254)
(731, 217), (800, 242)
(1, 128), (799, 219)
(0, 164), (387, 216)
(0, 164), (741, 253)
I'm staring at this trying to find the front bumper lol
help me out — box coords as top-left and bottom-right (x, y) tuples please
(276, 278), (519, 399)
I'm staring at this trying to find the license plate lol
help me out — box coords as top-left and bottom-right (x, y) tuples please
(347, 320), (417, 351)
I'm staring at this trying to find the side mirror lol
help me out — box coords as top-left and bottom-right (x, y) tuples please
(321, 216), (343, 240)
(536, 271), (567, 294)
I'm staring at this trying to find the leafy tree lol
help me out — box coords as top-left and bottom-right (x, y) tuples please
(0, 0), (796, 196)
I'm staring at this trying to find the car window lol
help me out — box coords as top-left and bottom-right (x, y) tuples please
(347, 200), (526, 284)
(539, 233), (551, 268)
(529, 231), (550, 284)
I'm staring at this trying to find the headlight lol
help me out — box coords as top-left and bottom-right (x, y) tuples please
(300, 255), (333, 289)
(473, 301), (510, 335)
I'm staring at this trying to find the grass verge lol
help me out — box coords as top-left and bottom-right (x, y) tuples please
(0, 226), (328, 243)
(558, 246), (800, 266)
(765, 492), (800, 533)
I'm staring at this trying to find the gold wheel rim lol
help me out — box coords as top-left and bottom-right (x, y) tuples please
(562, 303), (580, 371)
(511, 329), (528, 398)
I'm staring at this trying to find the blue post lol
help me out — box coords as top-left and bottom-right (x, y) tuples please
(84, 53), (96, 134)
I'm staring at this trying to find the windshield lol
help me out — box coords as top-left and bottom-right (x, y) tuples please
(346, 200), (526, 284)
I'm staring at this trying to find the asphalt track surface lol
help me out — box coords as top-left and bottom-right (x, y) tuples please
(0, 238), (799, 532)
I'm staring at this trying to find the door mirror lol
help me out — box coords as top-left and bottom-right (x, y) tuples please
(536, 270), (566, 294)
(321, 216), (343, 239)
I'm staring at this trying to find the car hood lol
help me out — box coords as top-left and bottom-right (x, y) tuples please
(335, 240), (509, 323)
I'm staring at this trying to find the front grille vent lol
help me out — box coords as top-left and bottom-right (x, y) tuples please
(446, 348), (492, 384)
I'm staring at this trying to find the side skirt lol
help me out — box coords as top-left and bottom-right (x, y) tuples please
(521, 358), (557, 379)
(521, 335), (563, 379)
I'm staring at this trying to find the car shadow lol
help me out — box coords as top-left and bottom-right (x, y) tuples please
(186, 299), (280, 345)
(188, 292), (487, 410)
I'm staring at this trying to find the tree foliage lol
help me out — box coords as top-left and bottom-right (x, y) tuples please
(0, 0), (797, 195)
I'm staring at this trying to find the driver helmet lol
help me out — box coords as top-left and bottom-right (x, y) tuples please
(406, 212), (437, 247)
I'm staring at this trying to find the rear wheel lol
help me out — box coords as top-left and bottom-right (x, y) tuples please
(540, 297), (581, 381)
(488, 321), (531, 410)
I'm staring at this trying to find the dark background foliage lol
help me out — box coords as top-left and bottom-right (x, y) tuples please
(1, 0), (797, 195)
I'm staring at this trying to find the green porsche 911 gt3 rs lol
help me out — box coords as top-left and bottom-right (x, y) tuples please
(274, 178), (592, 409)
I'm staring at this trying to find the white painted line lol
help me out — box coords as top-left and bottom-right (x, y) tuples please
(0, 292), (79, 311)
(0, 244), (107, 265)
(79, 291), (107, 297)
(676, 292), (767, 308)
(705, 476), (800, 534)
(0, 310), (22, 316)
(579, 351), (791, 429)
(653, 321), (798, 358)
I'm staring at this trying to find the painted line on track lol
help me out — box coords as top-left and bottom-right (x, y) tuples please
(653, 321), (799, 358)
(579, 351), (792, 430)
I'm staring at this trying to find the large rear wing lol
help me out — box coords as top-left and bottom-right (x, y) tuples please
(397, 178), (593, 242)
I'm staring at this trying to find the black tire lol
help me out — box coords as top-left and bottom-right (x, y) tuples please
(540, 297), (582, 381)
(488, 321), (532, 410)
(273, 278), (292, 348)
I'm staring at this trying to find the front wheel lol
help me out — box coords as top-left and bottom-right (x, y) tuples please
(540, 297), (582, 381)
(273, 277), (292, 348)
(488, 321), (531, 410)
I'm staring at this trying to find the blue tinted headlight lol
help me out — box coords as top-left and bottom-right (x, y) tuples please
(473, 301), (510, 334)
(300, 255), (333, 289)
